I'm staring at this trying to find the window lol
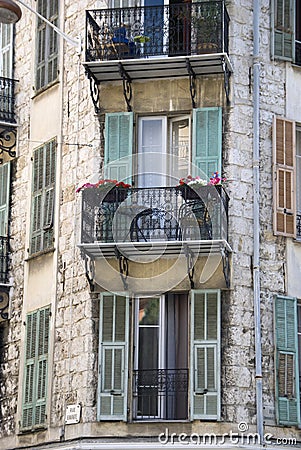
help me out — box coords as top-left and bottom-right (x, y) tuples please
(104, 108), (222, 187)
(30, 139), (56, 255)
(0, 23), (13, 78)
(0, 162), (10, 284)
(36, 0), (59, 91)
(21, 306), (50, 430)
(273, 117), (298, 238)
(272, 0), (301, 65)
(275, 295), (300, 425)
(297, 128), (301, 239)
(97, 290), (221, 421)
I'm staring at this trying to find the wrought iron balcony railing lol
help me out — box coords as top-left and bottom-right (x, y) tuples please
(86, 0), (229, 61)
(80, 185), (229, 245)
(0, 236), (9, 284)
(297, 213), (301, 240)
(0, 77), (17, 124)
(296, 40), (301, 66)
(133, 368), (188, 420)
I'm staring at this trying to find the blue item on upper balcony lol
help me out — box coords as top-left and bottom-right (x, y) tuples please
(112, 26), (136, 56)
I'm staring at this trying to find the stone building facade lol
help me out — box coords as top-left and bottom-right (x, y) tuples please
(0, 0), (300, 449)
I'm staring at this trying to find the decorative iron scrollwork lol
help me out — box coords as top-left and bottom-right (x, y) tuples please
(222, 58), (231, 105)
(83, 253), (95, 292)
(115, 246), (129, 290)
(186, 59), (196, 109)
(184, 244), (195, 289)
(0, 290), (9, 321)
(221, 246), (230, 288)
(118, 63), (132, 112)
(88, 73), (100, 114)
(0, 127), (16, 160)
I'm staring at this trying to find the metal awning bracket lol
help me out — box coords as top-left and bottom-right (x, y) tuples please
(220, 245), (231, 288)
(118, 62), (132, 112)
(184, 243), (195, 289)
(87, 71), (101, 114)
(222, 57), (231, 105)
(115, 246), (129, 290)
(186, 58), (196, 109)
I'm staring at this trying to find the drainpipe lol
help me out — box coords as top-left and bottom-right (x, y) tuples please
(253, 0), (264, 443)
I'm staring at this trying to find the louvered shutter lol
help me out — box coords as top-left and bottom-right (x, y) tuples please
(98, 294), (129, 421)
(0, 24), (13, 79)
(272, 0), (294, 60)
(22, 307), (50, 429)
(192, 108), (222, 180)
(104, 113), (133, 184)
(43, 141), (56, 249)
(273, 117), (296, 237)
(191, 290), (220, 420)
(0, 161), (10, 236)
(274, 295), (300, 425)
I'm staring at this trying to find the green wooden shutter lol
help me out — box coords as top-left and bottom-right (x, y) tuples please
(192, 107), (222, 180)
(272, 0), (294, 60)
(22, 307), (50, 429)
(275, 295), (300, 425)
(104, 113), (133, 184)
(191, 290), (220, 420)
(98, 293), (129, 421)
(0, 161), (10, 236)
(30, 140), (56, 254)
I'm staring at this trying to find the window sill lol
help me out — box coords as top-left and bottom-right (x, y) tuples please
(32, 78), (60, 100)
(18, 425), (47, 435)
(25, 246), (55, 261)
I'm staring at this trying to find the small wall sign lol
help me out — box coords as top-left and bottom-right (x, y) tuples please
(65, 404), (81, 424)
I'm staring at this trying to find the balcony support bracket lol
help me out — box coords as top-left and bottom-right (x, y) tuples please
(221, 246), (230, 288)
(118, 63), (132, 112)
(184, 244), (195, 289)
(87, 71), (101, 114)
(0, 288), (9, 321)
(115, 246), (129, 290)
(83, 253), (95, 292)
(186, 59), (196, 109)
(0, 127), (16, 163)
(222, 58), (231, 105)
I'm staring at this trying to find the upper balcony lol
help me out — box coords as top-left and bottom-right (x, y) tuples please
(0, 235), (9, 285)
(0, 76), (17, 162)
(84, 0), (232, 84)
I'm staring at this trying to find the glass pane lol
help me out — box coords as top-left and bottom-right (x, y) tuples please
(170, 118), (190, 180)
(139, 298), (159, 325)
(138, 327), (158, 370)
(138, 119), (165, 187)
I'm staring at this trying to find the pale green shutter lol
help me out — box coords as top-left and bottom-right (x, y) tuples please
(272, 0), (294, 60)
(192, 108), (222, 180)
(98, 294), (129, 421)
(191, 290), (220, 420)
(0, 161), (10, 236)
(275, 295), (300, 425)
(104, 113), (133, 184)
(0, 24), (13, 78)
(30, 140), (56, 254)
(22, 307), (50, 429)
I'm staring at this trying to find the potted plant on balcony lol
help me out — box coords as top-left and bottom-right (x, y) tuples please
(193, 2), (220, 54)
(178, 172), (225, 200)
(76, 179), (131, 203)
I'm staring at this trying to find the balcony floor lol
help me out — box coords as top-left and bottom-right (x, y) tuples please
(84, 53), (232, 83)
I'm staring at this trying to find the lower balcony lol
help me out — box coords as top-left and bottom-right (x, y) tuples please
(78, 185), (231, 292)
(133, 368), (188, 420)
(0, 236), (9, 284)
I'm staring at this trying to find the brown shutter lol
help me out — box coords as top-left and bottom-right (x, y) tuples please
(273, 117), (296, 237)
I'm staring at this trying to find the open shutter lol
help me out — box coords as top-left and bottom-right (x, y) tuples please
(98, 294), (129, 421)
(31, 147), (44, 254)
(272, 0), (294, 61)
(0, 161), (10, 236)
(274, 295), (300, 425)
(43, 141), (56, 249)
(192, 108), (222, 180)
(104, 113), (133, 184)
(22, 307), (50, 429)
(0, 23), (13, 78)
(273, 117), (296, 237)
(191, 290), (220, 420)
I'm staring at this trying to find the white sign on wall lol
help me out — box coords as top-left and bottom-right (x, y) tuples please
(65, 404), (81, 424)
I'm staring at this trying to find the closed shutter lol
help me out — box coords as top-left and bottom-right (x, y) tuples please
(273, 117), (296, 237)
(0, 161), (10, 236)
(0, 23), (13, 78)
(22, 306), (50, 429)
(192, 108), (222, 180)
(104, 113), (133, 184)
(36, 0), (58, 90)
(30, 140), (56, 254)
(191, 290), (220, 420)
(272, 0), (294, 60)
(98, 294), (129, 421)
(275, 295), (300, 425)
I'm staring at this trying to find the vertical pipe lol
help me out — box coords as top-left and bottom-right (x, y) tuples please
(253, 0), (264, 443)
